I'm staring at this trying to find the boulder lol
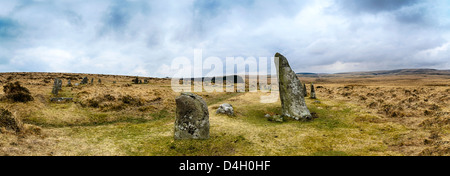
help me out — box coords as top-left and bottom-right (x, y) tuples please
(174, 92), (210, 139)
(216, 103), (234, 116)
(310, 83), (316, 99)
(274, 53), (312, 120)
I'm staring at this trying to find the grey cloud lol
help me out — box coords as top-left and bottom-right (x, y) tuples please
(335, 0), (419, 14)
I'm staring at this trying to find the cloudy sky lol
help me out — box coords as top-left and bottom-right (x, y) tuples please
(0, 0), (449, 77)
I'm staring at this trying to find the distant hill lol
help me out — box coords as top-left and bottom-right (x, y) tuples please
(297, 69), (450, 77)
(335, 69), (450, 76)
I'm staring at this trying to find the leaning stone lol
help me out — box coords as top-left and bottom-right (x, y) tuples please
(0, 108), (23, 133)
(274, 53), (312, 120)
(216, 103), (234, 116)
(174, 92), (210, 140)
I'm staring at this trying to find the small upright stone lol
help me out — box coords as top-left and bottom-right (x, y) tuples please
(0, 108), (23, 133)
(98, 79), (102, 84)
(216, 103), (234, 116)
(91, 78), (94, 84)
(174, 92), (210, 140)
(67, 79), (72, 87)
(57, 79), (62, 90)
(310, 83), (316, 99)
(274, 53), (311, 120)
(139, 80), (142, 84)
(52, 78), (60, 95)
(144, 79), (149, 84)
(133, 77), (139, 84)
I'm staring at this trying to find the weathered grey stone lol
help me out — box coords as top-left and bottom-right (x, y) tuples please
(144, 79), (149, 84)
(81, 77), (89, 84)
(50, 97), (73, 103)
(303, 83), (307, 97)
(174, 92), (210, 140)
(57, 79), (62, 90)
(274, 53), (311, 120)
(0, 108), (23, 133)
(98, 79), (102, 84)
(75, 83), (79, 86)
(216, 103), (234, 116)
(52, 78), (61, 95)
(67, 79), (72, 87)
(310, 83), (316, 99)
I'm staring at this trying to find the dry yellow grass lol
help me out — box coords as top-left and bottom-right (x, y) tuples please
(0, 72), (448, 156)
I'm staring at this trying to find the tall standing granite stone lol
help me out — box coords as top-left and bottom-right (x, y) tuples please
(174, 92), (210, 140)
(274, 53), (312, 120)
(310, 83), (316, 99)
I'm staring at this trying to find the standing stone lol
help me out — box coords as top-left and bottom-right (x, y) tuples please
(174, 92), (210, 140)
(274, 53), (311, 120)
(67, 79), (72, 87)
(133, 77), (139, 84)
(139, 80), (142, 84)
(98, 79), (102, 84)
(310, 83), (316, 99)
(303, 83), (307, 97)
(91, 78), (94, 84)
(216, 103), (234, 116)
(144, 79), (149, 84)
(81, 77), (89, 84)
(52, 78), (60, 95)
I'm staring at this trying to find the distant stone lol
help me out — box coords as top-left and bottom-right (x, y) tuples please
(52, 78), (61, 95)
(303, 83), (307, 97)
(67, 79), (72, 87)
(113, 81), (116, 84)
(274, 53), (311, 120)
(98, 79), (102, 84)
(81, 77), (89, 84)
(310, 83), (316, 99)
(133, 77), (139, 84)
(75, 83), (79, 86)
(91, 78), (94, 84)
(139, 80), (142, 84)
(174, 92), (210, 140)
(50, 97), (73, 103)
(216, 103), (234, 116)
(144, 79), (149, 84)
(0, 108), (23, 133)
